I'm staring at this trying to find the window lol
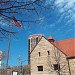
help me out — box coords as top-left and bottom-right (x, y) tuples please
(53, 64), (60, 70)
(37, 66), (43, 71)
(35, 37), (38, 45)
(38, 52), (40, 56)
(36, 37), (38, 44)
(47, 51), (50, 55)
(12, 71), (18, 75)
(28, 39), (31, 51)
(30, 38), (32, 52)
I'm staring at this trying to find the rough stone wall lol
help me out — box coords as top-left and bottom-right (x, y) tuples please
(30, 37), (70, 75)
(68, 59), (75, 75)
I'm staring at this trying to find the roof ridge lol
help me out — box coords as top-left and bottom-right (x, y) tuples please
(55, 38), (75, 42)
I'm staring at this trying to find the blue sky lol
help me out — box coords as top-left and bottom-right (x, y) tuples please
(0, 0), (75, 67)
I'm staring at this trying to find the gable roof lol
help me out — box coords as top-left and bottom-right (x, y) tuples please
(54, 38), (75, 57)
(30, 35), (75, 57)
(31, 36), (67, 56)
(30, 36), (45, 53)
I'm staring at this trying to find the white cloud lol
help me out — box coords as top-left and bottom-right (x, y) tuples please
(54, 0), (75, 26)
(45, 0), (51, 5)
(45, 0), (74, 29)
(55, 0), (74, 10)
(55, 0), (64, 4)
(66, 28), (73, 33)
(38, 17), (45, 24)
(45, 0), (55, 6)
(63, 1), (74, 11)
(0, 16), (11, 27)
(67, 1), (74, 7)
(55, 0), (65, 8)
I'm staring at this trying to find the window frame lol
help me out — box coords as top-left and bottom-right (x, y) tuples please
(37, 66), (43, 71)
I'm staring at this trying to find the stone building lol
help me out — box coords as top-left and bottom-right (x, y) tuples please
(30, 35), (75, 75)
(28, 34), (44, 64)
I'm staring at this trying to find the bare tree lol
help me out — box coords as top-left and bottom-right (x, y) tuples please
(47, 46), (70, 75)
(0, 0), (47, 40)
(0, 51), (6, 75)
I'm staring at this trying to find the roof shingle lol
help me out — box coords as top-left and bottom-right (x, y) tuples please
(54, 38), (75, 56)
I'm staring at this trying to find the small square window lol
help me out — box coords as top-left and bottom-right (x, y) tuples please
(53, 64), (60, 70)
(37, 66), (43, 71)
